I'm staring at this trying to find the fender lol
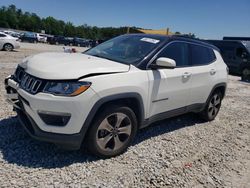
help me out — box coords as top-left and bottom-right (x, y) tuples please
(206, 82), (227, 104)
(78, 92), (145, 143)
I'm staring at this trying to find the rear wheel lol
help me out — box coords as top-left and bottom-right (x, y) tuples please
(3, 43), (14, 51)
(86, 106), (137, 158)
(200, 91), (222, 121)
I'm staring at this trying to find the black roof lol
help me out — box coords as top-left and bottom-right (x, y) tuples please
(124, 33), (220, 51)
(223, 36), (250, 41)
(170, 35), (220, 51)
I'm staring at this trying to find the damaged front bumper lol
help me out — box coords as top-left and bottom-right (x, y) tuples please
(4, 75), (83, 150)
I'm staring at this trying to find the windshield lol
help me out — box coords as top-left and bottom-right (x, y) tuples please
(84, 35), (164, 65)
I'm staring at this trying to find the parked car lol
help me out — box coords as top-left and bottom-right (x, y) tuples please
(5, 34), (228, 157)
(20, 32), (38, 43)
(0, 31), (20, 51)
(206, 40), (250, 80)
(2, 30), (21, 38)
(48, 36), (73, 45)
(73, 38), (91, 47)
(90, 39), (105, 47)
(36, 33), (47, 43)
(46, 35), (55, 44)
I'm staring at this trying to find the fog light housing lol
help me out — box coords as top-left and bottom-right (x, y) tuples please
(38, 110), (71, 126)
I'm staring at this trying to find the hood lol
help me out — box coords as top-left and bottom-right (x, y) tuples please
(19, 52), (129, 80)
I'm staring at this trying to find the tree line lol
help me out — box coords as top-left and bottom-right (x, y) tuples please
(0, 5), (142, 39)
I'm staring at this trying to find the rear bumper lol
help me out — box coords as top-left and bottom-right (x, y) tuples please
(14, 43), (20, 49)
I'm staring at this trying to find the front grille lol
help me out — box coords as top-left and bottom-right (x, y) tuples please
(14, 66), (45, 94)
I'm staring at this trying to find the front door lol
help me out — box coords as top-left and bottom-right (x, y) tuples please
(147, 42), (192, 117)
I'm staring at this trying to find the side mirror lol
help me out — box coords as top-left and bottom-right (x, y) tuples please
(150, 57), (176, 69)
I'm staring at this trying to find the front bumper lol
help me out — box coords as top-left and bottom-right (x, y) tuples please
(16, 107), (82, 150)
(4, 75), (98, 150)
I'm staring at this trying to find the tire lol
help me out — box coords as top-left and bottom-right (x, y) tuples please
(3, 43), (14, 51)
(241, 68), (250, 81)
(86, 105), (138, 158)
(200, 91), (222, 121)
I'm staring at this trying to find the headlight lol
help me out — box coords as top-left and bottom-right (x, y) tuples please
(43, 81), (91, 96)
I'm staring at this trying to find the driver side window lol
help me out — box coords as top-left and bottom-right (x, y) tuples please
(157, 42), (189, 67)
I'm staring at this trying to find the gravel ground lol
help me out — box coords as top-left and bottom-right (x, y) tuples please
(0, 43), (249, 187)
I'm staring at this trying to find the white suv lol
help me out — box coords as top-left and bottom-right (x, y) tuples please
(5, 34), (228, 157)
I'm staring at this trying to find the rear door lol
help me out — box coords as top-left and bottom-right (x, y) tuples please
(188, 43), (218, 105)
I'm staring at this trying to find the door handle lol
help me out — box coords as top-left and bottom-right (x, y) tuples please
(210, 69), (216, 75)
(182, 72), (192, 79)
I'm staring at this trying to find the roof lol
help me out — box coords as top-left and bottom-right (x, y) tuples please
(171, 36), (220, 51)
(125, 33), (220, 51)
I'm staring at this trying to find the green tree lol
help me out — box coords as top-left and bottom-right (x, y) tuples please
(0, 5), (186, 40)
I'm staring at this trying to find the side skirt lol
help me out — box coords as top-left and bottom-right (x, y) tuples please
(140, 103), (205, 129)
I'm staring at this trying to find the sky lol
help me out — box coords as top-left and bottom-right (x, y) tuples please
(0, 0), (250, 39)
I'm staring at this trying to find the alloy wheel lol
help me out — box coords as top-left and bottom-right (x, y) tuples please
(208, 93), (221, 119)
(4, 44), (13, 51)
(96, 112), (132, 151)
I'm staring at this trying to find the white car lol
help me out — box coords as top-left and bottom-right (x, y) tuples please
(2, 30), (21, 38)
(36, 33), (47, 43)
(5, 34), (228, 157)
(0, 32), (20, 51)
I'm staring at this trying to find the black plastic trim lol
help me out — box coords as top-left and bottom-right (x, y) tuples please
(16, 107), (82, 150)
(141, 103), (206, 128)
(77, 92), (145, 143)
(206, 82), (227, 103)
(152, 97), (169, 103)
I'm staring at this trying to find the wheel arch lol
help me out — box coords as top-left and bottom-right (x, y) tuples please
(206, 82), (227, 104)
(3, 43), (14, 50)
(79, 92), (145, 143)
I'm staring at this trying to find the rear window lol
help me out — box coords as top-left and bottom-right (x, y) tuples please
(191, 44), (216, 65)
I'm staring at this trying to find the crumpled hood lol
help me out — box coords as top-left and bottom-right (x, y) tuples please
(19, 52), (129, 80)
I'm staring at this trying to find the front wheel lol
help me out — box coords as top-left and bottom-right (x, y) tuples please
(200, 91), (222, 121)
(86, 106), (138, 158)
